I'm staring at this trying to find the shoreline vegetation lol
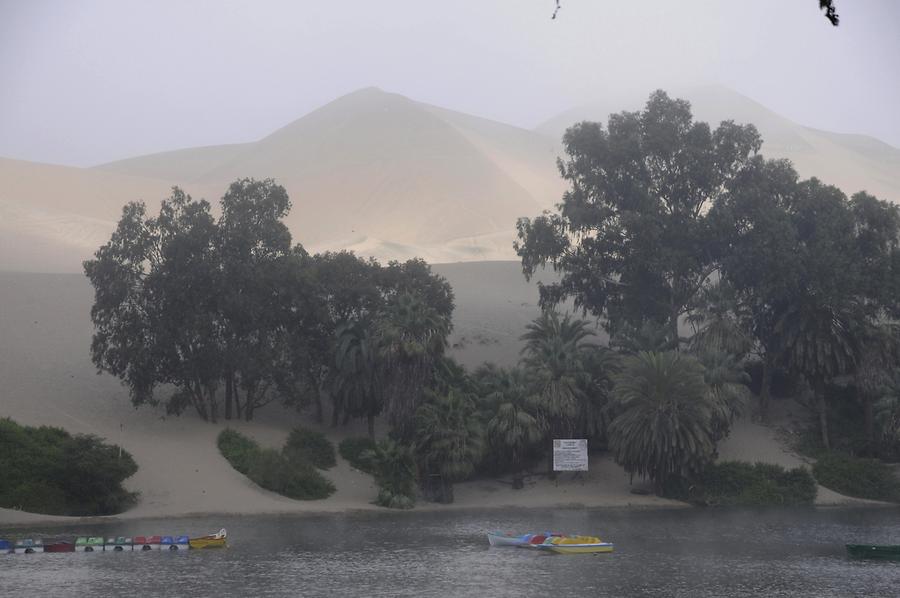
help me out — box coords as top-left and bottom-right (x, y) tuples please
(5, 89), (900, 527)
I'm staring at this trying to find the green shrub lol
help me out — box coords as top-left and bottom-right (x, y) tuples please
(364, 439), (416, 509)
(339, 436), (378, 474)
(245, 448), (336, 500)
(0, 418), (137, 516)
(217, 429), (260, 475)
(284, 427), (336, 470)
(812, 452), (900, 502)
(217, 428), (335, 500)
(676, 461), (817, 506)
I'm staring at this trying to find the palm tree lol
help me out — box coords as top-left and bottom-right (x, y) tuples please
(332, 319), (380, 437)
(376, 292), (451, 439)
(520, 311), (594, 441)
(694, 349), (750, 443)
(853, 322), (900, 450)
(414, 388), (484, 503)
(775, 299), (862, 450)
(687, 281), (753, 358)
(608, 351), (714, 495)
(483, 367), (543, 489)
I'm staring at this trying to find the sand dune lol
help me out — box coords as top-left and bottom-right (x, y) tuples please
(5, 86), (896, 275)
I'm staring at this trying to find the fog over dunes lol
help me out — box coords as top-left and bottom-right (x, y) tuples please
(538, 85), (900, 204)
(1, 85), (898, 274)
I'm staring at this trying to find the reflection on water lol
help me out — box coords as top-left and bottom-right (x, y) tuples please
(2, 508), (900, 597)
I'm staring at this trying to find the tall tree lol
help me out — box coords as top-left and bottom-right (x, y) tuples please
(710, 157), (802, 419)
(516, 90), (761, 345)
(85, 189), (224, 421)
(217, 178), (294, 421)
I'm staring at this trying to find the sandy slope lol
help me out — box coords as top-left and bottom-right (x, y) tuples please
(0, 264), (879, 527)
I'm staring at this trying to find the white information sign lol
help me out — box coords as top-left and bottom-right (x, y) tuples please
(552, 439), (588, 471)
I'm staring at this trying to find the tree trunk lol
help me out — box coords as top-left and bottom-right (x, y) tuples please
(244, 388), (254, 421)
(421, 474), (453, 503)
(367, 413), (375, 439)
(863, 393), (875, 455)
(225, 372), (233, 421)
(209, 388), (218, 424)
(670, 311), (680, 352)
(815, 378), (830, 450)
(759, 355), (774, 422)
(331, 401), (341, 427)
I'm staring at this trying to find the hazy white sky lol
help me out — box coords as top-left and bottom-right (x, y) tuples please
(1, 0), (898, 166)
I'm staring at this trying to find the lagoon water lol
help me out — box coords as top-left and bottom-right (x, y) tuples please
(2, 508), (900, 596)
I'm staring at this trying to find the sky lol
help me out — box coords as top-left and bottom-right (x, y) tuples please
(1, 0), (898, 167)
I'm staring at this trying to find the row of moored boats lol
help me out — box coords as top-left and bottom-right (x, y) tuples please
(0, 528), (226, 554)
(487, 531), (613, 554)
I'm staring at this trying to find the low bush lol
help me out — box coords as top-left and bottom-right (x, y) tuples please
(339, 436), (377, 474)
(812, 452), (900, 502)
(284, 427), (336, 470)
(675, 461), (817, 506)
(217, 429), (260, 474)
(363, 439), (416, 509)
(217, 428), (335, 500)
(246, 448), (336, 500)
(0, 418), (138, 516)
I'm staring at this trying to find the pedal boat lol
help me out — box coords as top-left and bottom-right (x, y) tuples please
(189, 528), (227, 549)
(537, 535), (614, 554)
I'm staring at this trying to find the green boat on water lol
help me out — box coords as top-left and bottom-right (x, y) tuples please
(846, 544), (900, 560)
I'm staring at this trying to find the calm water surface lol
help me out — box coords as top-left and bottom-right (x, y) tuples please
(2, 507), (900, 596)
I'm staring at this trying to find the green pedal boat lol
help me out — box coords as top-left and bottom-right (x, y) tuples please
(846, 544), (900, 561)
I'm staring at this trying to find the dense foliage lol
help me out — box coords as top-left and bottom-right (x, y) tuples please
(85, 179), (454, 425)
(677, 461), (817, 506)
(217, 429), (335, 500)
(0, 418), (137, 516)
(338, 437), (378, 474)
(363, 439), (417, 509)
(516, 88), (900, 490)
(284, 427), (337, 470)
(812, 453), (900, 502)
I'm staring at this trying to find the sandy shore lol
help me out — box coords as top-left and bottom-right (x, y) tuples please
(0, 270), (885, 528)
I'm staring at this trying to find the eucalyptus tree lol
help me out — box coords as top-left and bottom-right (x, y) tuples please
(608, 351), (714, 495)
(217, 178), (295, 421)
(707, 157), (802, 419)
(85, 189), (224, 421)
(516, 90), (761, 345)
(414, 388), (484, 502)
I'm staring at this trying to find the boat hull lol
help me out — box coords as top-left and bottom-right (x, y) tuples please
(846, 544), (900, 560)
(189, 537), (226, 549)
(541, 543), (614, 554)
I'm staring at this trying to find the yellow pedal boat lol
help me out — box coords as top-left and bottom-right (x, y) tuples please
(538, 535), (613, 554)
(189, 528), (227, 549)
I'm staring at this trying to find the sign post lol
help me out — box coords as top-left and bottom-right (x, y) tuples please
(552, 438), (588, 472)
